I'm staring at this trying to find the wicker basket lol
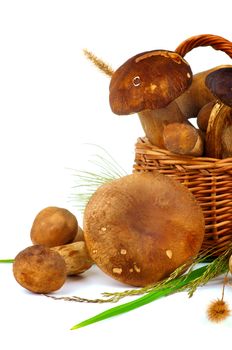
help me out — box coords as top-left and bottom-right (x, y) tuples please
(133, 138), (232, 256)
(133, 34), (232, 256)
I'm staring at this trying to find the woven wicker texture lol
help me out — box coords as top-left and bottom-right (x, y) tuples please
(133, 138), (232, 256)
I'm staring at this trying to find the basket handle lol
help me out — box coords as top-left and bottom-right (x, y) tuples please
(175, 34), (232, 59)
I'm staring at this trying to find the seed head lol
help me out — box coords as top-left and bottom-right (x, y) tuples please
(206, 299), (230, 323)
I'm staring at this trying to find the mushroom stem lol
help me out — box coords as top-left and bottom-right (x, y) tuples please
(138, 101), (186, 148)
(205, 102), (232, 158)
(197, 101), (215, 132)
(51, 241), (93, 276)
(138, 101), (204, 156)
(176, 65), (231, 118)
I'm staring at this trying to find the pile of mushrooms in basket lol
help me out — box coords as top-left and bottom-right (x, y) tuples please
(11, 34), (232, 327)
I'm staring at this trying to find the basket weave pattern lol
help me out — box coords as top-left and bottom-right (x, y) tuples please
(133, 138), (232, 256)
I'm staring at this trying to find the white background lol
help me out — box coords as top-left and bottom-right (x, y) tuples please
(1, 1), (232, 349)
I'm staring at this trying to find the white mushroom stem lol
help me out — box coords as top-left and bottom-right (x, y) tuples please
(205, 102), (232, 158)
(138, 101), (204, 155)
(176, 65), (231, 118)
(51, 241), (93, 276)
(138, 101), (186, 148)
(197, 101), (215, 132)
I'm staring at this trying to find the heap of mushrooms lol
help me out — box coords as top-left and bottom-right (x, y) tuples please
(108, 46), (232, 157)
(13, 171), (205, 291)
(13, 207), (93, 293)
(19, 39), (232, 292)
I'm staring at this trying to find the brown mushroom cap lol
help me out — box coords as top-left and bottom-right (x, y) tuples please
(30, 206), (78, 247)
(83, 172), (205, 287)
(205, 68), (232, 107)
(109, 50), (192, 115)
(13, 245), (67, 293)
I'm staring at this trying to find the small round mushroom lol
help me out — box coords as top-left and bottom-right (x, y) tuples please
(30, 206), (78, 247)
(163, 122), (204, 156)
(13, 245), (67, 293)
(83, 172), (205, 287)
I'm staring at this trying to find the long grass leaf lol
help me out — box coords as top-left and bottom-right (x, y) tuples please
(70, 265), (208, 330)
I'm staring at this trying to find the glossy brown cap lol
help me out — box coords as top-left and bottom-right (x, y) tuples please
(83, 172), (204, 287)
(205, 67), (232, 107)
(109, 50), (192, 115)
(30, 206), (78, 247)
(13, 245), (67, 293)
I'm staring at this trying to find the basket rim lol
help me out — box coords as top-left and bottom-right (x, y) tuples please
(135, 137), (232, 171)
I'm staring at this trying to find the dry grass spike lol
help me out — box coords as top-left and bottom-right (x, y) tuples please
(83, 49), (114, 77)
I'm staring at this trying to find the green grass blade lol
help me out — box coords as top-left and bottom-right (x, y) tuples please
(0, 259), (14, 263)
(71, 265), (208, 330)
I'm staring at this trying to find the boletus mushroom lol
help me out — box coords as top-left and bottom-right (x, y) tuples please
(83, 172), (205, 287)
(30, 206), (78, 247)
(109, 49), (204, 155)
(204, 67), (232, 158)
(13, 245), (67, 293)
(109, 50), (192, 115)
(13, 242), (93, 293)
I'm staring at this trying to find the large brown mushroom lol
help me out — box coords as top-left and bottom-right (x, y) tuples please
(109, 50), (192, 115)
(83, 172), (205, 287)
(109, 49), (204, 155)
